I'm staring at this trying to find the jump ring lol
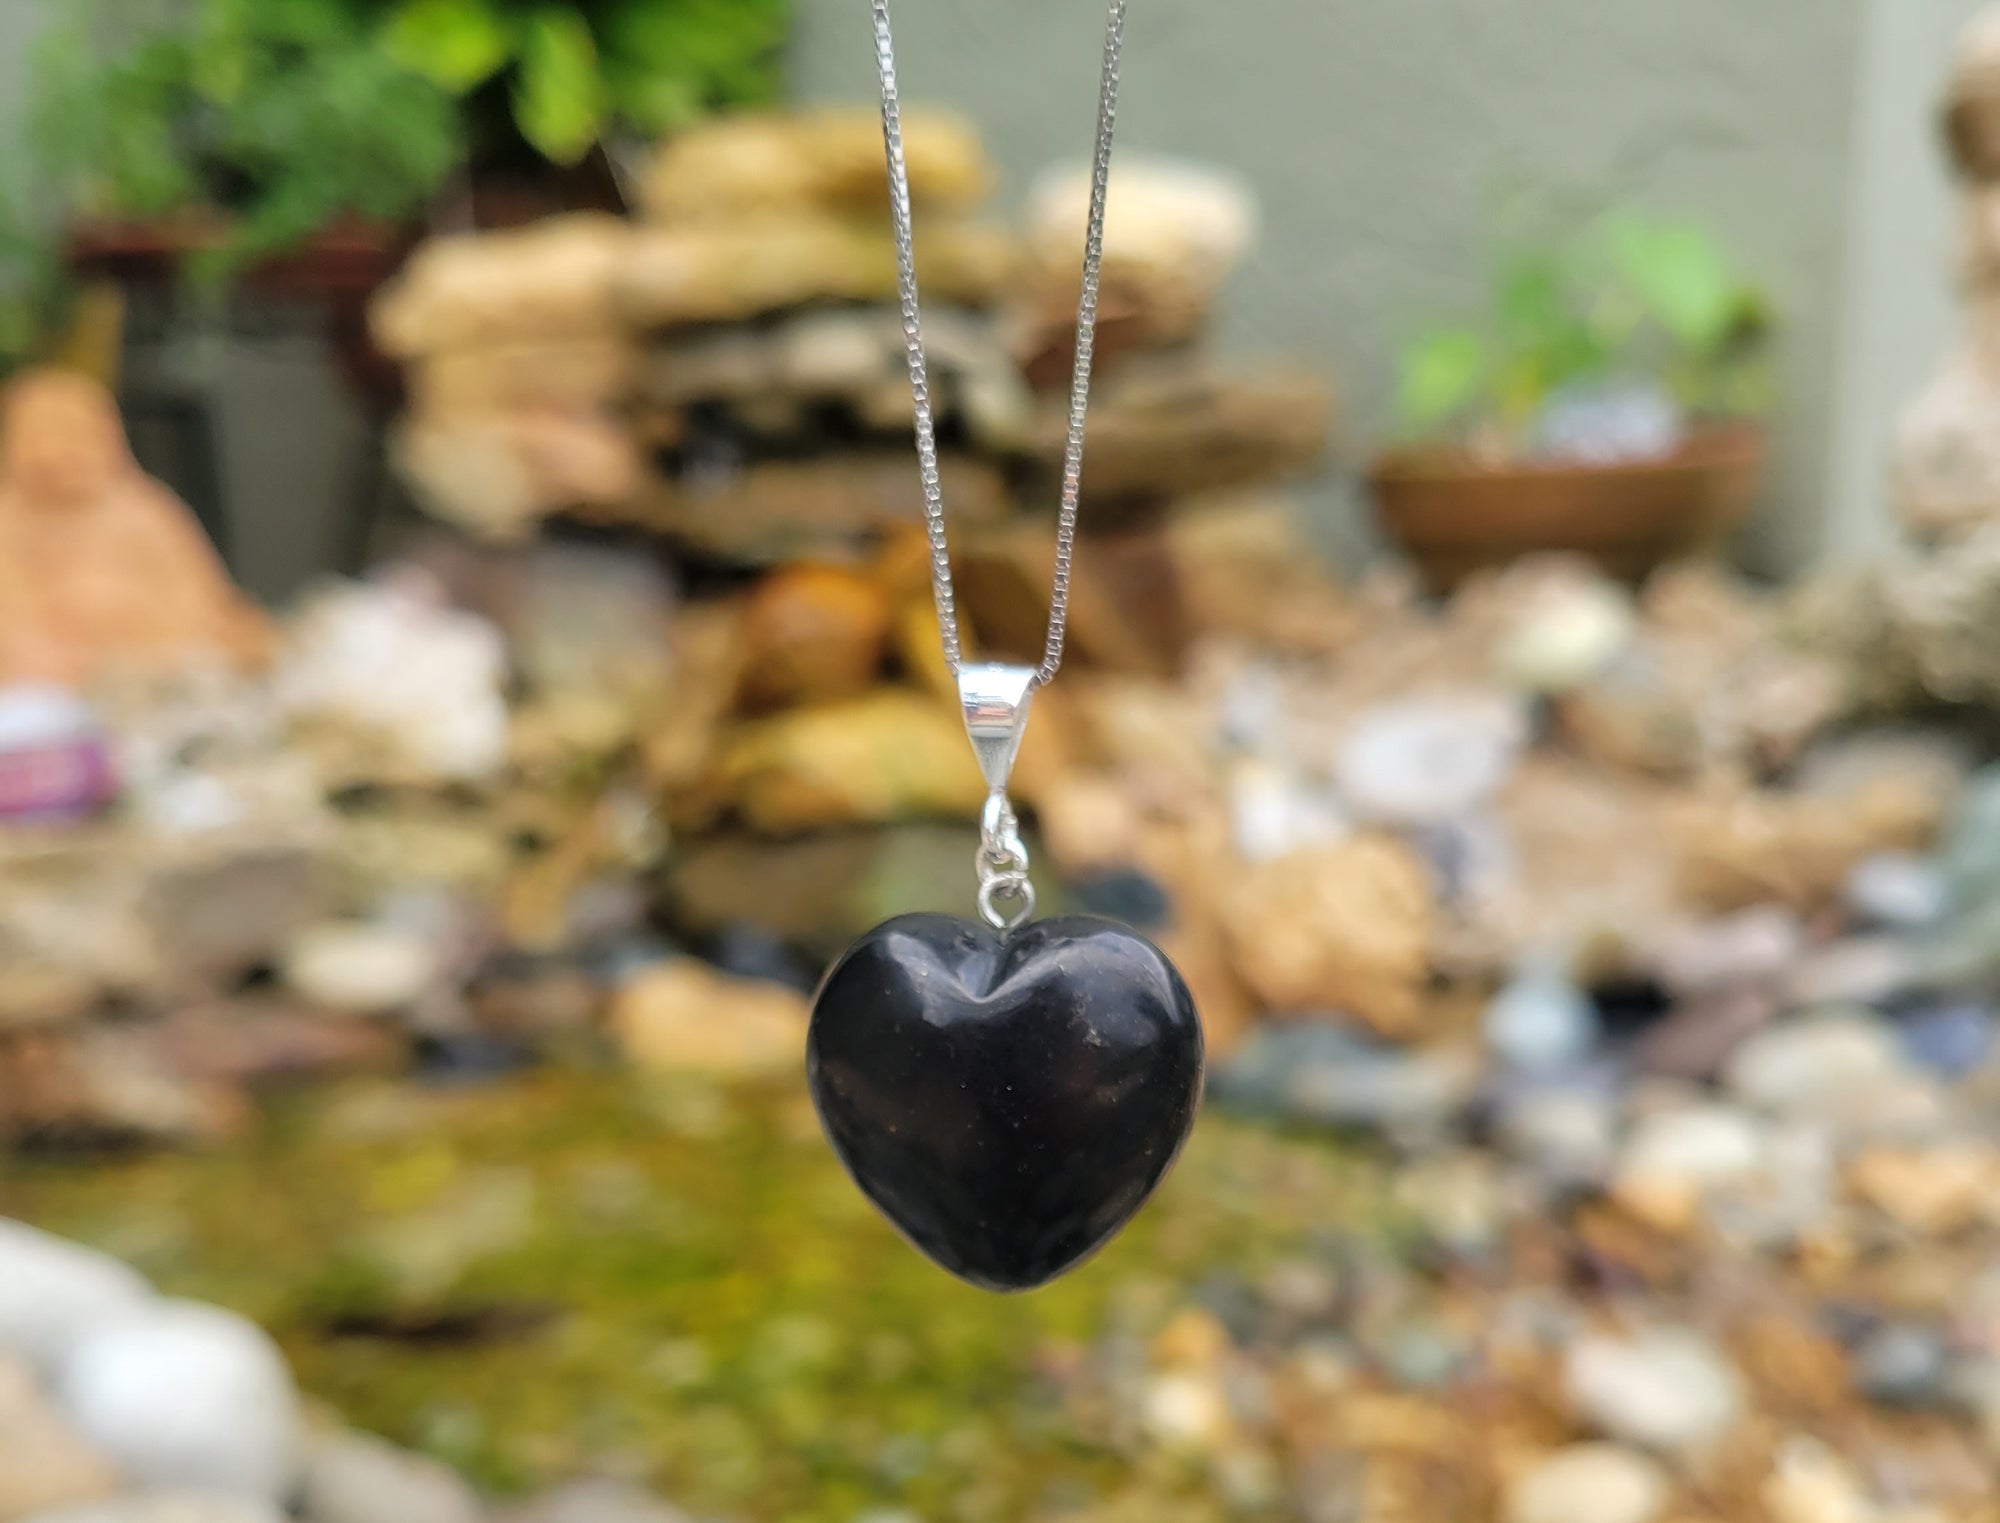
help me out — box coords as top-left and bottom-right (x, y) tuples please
(978, 874), (1036, 931)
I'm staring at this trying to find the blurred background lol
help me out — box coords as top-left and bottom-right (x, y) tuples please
(6, 3), (2000, 1522)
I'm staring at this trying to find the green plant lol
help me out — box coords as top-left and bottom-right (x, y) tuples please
(380, 0), (789, 165)
(22, 0), (462, 282)
(1395, 210), (1773, 452)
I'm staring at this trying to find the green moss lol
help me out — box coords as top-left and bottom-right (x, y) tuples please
(0, 1072), (1370, 1520)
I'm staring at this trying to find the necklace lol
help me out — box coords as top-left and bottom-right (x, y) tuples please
(805, 0), (1205, 1293)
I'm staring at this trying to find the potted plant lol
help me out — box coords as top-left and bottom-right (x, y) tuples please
(1371, 210), (1773, 590)
(0, 0), (789, 368)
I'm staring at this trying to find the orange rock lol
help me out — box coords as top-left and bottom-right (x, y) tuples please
(739, 563), (894, 710)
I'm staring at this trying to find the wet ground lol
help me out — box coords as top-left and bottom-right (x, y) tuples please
(0, 1072), (1367, 1522)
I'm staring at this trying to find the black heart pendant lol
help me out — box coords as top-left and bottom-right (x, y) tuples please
(807, 913), (1204, 1291)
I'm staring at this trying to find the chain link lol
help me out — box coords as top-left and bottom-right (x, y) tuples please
(872, 0), (1127, 688)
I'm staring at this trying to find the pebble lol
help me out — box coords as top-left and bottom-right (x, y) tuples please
(701, 922), (816, 995)
(297, 1430), (483, 1523)
(1784, 938), (1920, 1010)
(1373, 1321), (1468, 1389)
(280, 922), (439, 1016)
(0, 1221), (152, 1373)
(1505, 1443), (1670, 1523)
(1725, 1010), (1907, 1115)
(1494, 574), (1636, 695)
(1942, 763), (2000, 908)
(57, 1301), (299, 1502)
(1853, 1323), (1951, 1409)
(492, 1481), (692, 1523)
(1493, 1085), (1617, 1186)
(1483, 967), (1599, 1074)
(1654, 906), (1805, 997)
(1635, 989), (1776, 1080)
(1333, 693), (1528, 828)
(1847, 853), (1950, 930)
(1616, 1103), (1768, 1191)
(1564, 1328), (1746, 1453)
(1761, 1437), (1873, 1523)
(1066, 868), (1174, 931)
(0, 1352), (117, 1520)
(25, 1498), (285, 1523)
(1898, 1003), (1995, 1078)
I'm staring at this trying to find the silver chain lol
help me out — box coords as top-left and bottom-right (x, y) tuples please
(872, 0), (1126, 689)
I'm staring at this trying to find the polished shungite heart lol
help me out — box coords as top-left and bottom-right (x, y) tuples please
(807, 913), (1204, 1291)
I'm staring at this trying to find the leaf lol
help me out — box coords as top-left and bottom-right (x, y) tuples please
(383, 0), (514, 93)
(512, 7), (605, 164)
(1397, 327), (1488, 434)
(1603, 214), (1743, 355)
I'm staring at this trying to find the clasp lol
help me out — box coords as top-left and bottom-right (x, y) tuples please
(959, 664), (1038, 930)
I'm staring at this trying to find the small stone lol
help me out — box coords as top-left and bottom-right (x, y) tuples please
(1140, 1372), (1232, 1450)
(493, 1480), (692, 1523)
(1505, 1444), (1670, 1523)
(280, 923), (440, 1016)
(1333, 693), (1528, 828)
(1897, 1003), (1994, 1077)
(1066, 869), (1173, 931)
(1495, 571), (1637, 696)
(0, 1221), (151, 1373)
(702, 923), (816, 994)
(1784, 937), (1920, 1009)
(1634, 990), (1776, 1081)
(1653, 906), (1806, 998)
(1374, 1321), (1469, 1389)
(1852, 1324), (1951, 1409)
(23, 1497), (284, 1523)
(738, 564), (894, 710)
(1846, 853), (1950, 930)
(1616, 1104), (1768, 1200)
(297, 1430), (481, 1523)
(1762, 1437), (1873, 1523)
(57, 1300), (299, 1502)
(1208, 1026), (1478, 1141)
(1218, 837), (1436, 1042)
(1848, 1143), (2000, 1235)
(1483, 966), (1599, 1073)
(1725, 1010), (1907, 1115)
(609, 961), (807, 1080)
(1494, 1084), (1617, 1186)
(1564, 1329), (1745, 1453)
(0, 1352), (117, 1521)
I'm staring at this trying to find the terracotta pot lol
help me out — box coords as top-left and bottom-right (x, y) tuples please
(1368, 424), (1765, 591)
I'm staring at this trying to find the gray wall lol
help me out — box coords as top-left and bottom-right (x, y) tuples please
(793, 0), (1872, 569)
(1827, 0), (1990, 562)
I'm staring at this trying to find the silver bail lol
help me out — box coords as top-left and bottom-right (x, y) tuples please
(958, 662), (1036, 796)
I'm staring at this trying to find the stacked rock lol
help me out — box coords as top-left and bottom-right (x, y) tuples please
(370, 109), (1339, 1002)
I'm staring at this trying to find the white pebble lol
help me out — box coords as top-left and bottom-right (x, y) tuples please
(57, 1301), (299, 1502)
(1507, 1443), (1670, 1523)
(0, 1220), (152, 1373)
(1565, 1329), (1745, 1453)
